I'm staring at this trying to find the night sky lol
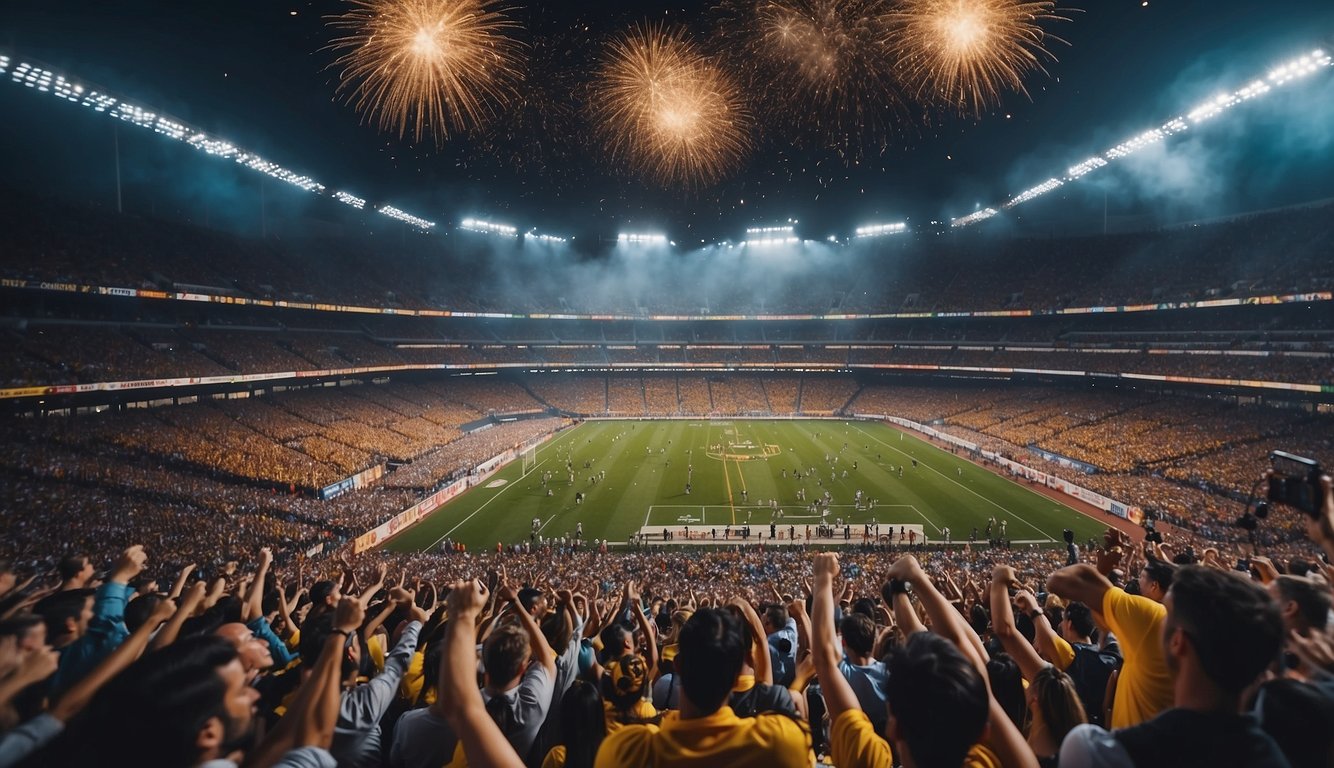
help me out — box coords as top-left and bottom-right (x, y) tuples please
(1, 0), (1333, 242)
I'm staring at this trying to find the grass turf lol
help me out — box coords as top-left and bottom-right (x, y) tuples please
(382, 419), (1109, 552)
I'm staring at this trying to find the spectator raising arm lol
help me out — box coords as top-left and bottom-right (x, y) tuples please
(989, 565), (1047, 683)
(441, 579), (525, 768)
(811, 553), (863, 719)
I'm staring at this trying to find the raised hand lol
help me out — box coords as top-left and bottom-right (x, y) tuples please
(447, 578), (490, 619)
(112, 545), (148, 583)
(334, 597), (366, 634)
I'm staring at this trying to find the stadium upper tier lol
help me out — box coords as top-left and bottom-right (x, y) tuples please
(2, 193), (1332, 319)
(1, 298), (1331, 396)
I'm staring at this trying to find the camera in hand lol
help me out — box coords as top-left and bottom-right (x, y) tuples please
(1062, 528), (1075, 544)
(1267, 450), (1322, 518)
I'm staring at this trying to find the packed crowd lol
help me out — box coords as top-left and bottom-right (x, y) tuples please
(11, 323), (1328, 389)
(846, 383), (1332, 549)
(1, 482), (1332, 768)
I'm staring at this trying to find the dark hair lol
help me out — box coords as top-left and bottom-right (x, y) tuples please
(37, 589), (94, 640)
(415, 638), (445, 708)
(309, 580), (337, 607)
(840, 613), (876, 656)
(677, 608), (747, 714)
(1167, 566), (1282, 695)
(212, 595), (244, 625)
(885, 633), (989, 768)
(541, 608), (572, 655)
(483, 624), (529, 688)
(124, 594), (164, 633)
(57, 555), (89, 582)
(1142, 559), (1176, 593)
(70, 635), (240, 767)
(518, 587), (543, 614)
(1255, 678), (1334, 768)
(1273, 576), (1331, 631)
(0, 614), (43, 641)
(969, 604), (991, 637)
(763, 604), (788, 632)
(298, 614), (359, 681)
(1064, 601), (1095, 638)
(599, 622), (632, 660)
(986, 653), (1025, 730)
(559, 681), (607, 768)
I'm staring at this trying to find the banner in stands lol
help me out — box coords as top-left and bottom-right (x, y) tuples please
(2, 277), (1329, 323)
(1028, 448), (1098, 475)
(319, 463), (385, 500)
(352, 430), (560, 552)
(873, 415), (1140, 523)
(0, 359), (1325, 402)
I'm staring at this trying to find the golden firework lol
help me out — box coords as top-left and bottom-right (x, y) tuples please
(592, 25), (751, 188)
(326, 0), (524, 146)
(887, 0), (1068, 117)
(720, 0), (908, 155)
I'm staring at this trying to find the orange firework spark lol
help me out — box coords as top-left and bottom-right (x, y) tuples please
(887, 0), (1069, 117)
(719, 0), (909, 157)
(592, 24), (751, 188)
(326, 0), (524, 146)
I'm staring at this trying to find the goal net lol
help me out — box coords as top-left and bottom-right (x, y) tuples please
(521, 444), (537, 476)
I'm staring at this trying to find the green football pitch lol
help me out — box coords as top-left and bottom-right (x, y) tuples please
(382, 419), (1110, 552)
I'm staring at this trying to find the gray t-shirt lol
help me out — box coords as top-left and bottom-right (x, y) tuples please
(388, 707), (457, 768)
(480, 661), (555, 760)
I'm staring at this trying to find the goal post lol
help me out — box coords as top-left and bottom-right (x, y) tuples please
(521, 444), (537, 476)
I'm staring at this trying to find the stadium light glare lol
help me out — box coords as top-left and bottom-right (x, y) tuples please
(854, 222), (907, 237)
(951, 208), (998, 228)
(460, 217), (518, 236)
(740, 236), (799, 247)
(953, 44), (1334, 226)
(745, 224), (795, 235)
(525, 229), (567, 244)
(378, 205), (435, 230)
(0, 50), (454, 225)
(1005, 179), (1064, 208)
(333, 191), (367, 210)
(617, 233), (668, 245)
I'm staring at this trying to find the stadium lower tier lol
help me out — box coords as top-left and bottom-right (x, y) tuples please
(0, 374), (1326, 571)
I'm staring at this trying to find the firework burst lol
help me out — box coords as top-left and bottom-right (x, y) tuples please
(886, 0), (1069, 117)
(326, 0), (524, 146)
(592, 25), (751, 188)
(719, 0), (909, 157)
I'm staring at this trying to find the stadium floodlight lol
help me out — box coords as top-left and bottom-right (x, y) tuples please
(617, 233), (668, 245)
(745, 224), (795, 235)
(740, 236), (799, 247)
(1067, 156), (1107, 179)
(378, 205), (435, 230)
(0, 55), (9, 75)
(525, 229), (567, 244)
(951, 44), (1334, 226)
(1005, 179), (1064, 208)
(951, 208), (998, 228)
(460, 217), (518, 236)
(854, 222), (907, 237)
(333, 191), (367, 210)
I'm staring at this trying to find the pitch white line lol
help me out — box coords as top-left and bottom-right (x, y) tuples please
(906, 504), (942, 535)
(850, 424), (1053, 542)
(423, 425), (586, 551)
